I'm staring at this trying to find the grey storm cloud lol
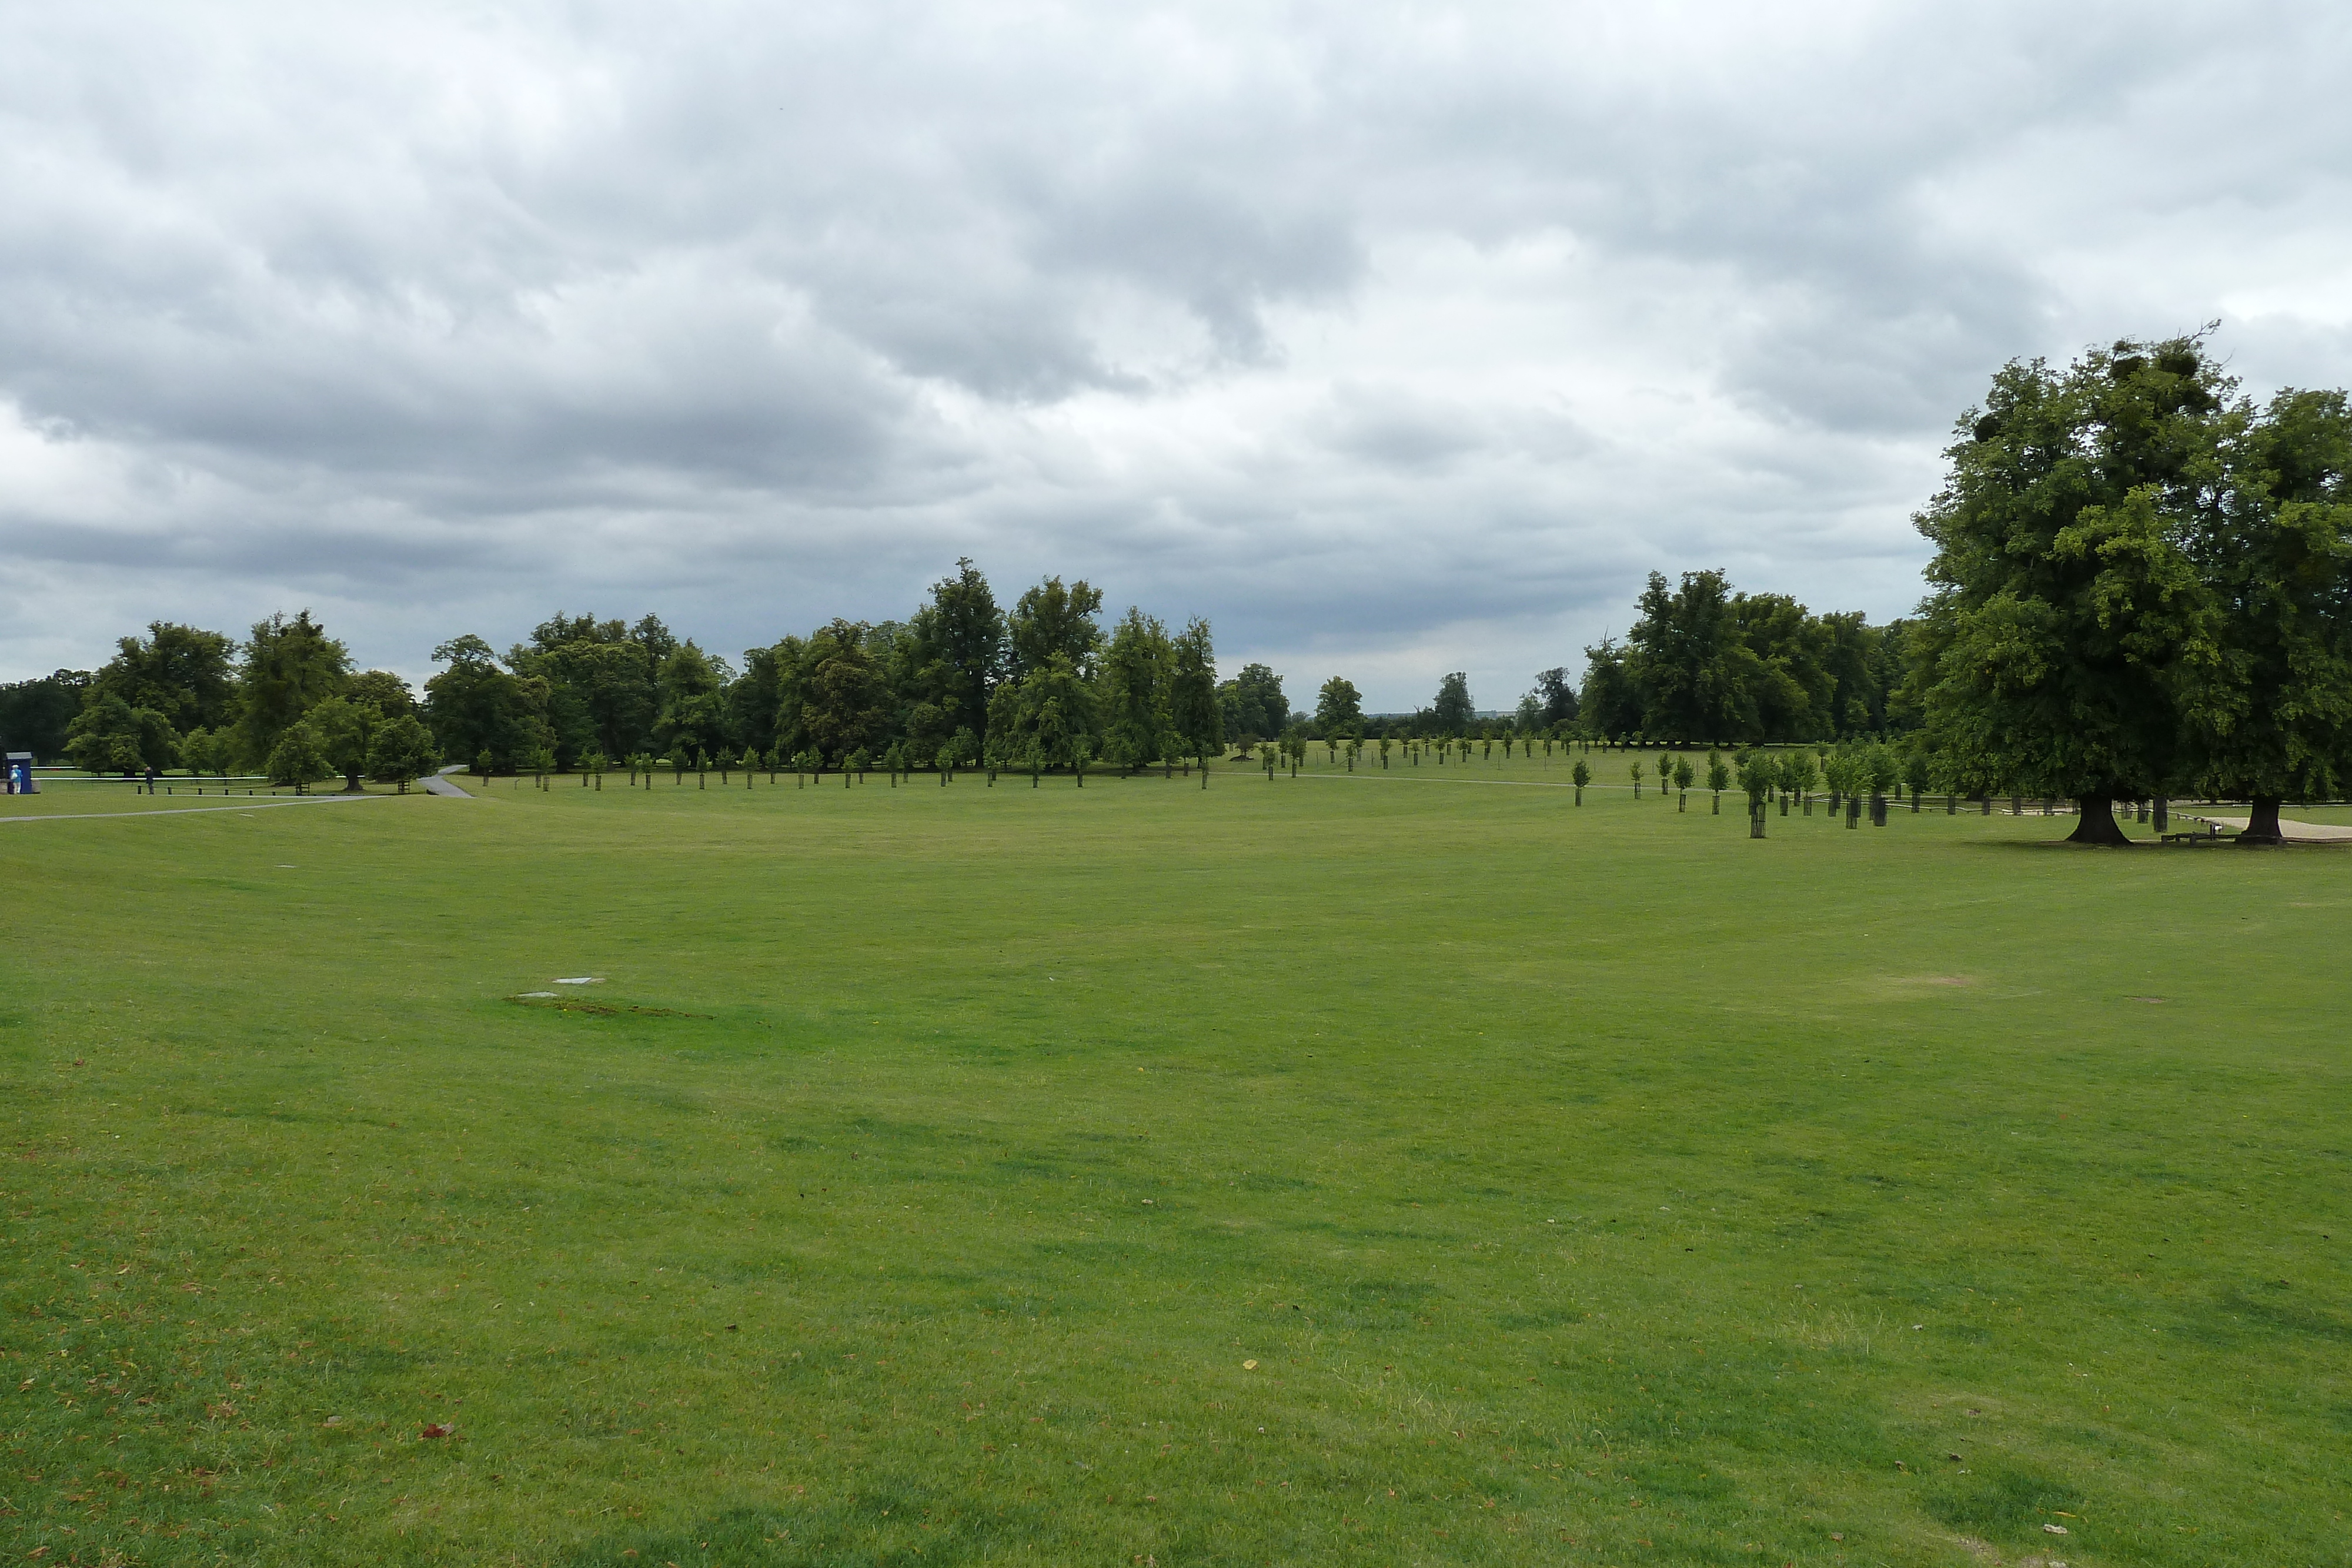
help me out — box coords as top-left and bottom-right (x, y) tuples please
(4, 1), (2350, 709)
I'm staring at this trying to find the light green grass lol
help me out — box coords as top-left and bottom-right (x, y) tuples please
(4, 765), (2348, 1565)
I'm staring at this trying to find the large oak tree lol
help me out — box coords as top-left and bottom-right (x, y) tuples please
(2179, 388), (2352, 844)
(1909, 336), (2231, 844)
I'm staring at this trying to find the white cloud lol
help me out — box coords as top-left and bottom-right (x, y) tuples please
(4, 1), (2350, 707)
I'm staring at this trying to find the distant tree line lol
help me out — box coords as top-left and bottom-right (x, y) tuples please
(0, 553), (1909, 782)
(8, 613), (440, 791)
(419, 562), (1229, 777)
(1579, 574), (1906, 745)
(24, 329), (2340, 835)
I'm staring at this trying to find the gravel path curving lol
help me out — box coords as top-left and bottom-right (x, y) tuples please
(2205, 815), (2352, 842)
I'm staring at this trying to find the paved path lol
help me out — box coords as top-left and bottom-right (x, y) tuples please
(2206, 815), (2352, 842)
(0, 795), (386, 824)
(422, 765), (473, 798)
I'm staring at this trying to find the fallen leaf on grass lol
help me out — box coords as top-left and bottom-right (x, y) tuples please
(2044, 1523), (2069, 1534)
(1242, 1360), (1258, 1370)
(420, 1423), (453, 1439)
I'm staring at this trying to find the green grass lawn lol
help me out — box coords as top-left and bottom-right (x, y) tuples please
(4, 763), (2348, 1566)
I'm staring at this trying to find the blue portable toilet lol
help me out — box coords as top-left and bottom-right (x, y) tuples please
(5, 753), (33, 794)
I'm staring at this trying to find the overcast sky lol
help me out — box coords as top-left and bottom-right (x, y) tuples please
(5, 3), (2349, 710)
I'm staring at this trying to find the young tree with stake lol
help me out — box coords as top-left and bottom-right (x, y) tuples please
(1736, 750), (1773, 837)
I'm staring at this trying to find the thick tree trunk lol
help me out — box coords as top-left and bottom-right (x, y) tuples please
(2238, 795), (2286, 846)
(2066, 796), (2133, 845)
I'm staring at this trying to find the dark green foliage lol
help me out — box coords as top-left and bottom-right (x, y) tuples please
(512, 618), (659, 766)
(1778, 747), (1818, 801)
(232, 610), (352, 766)
(1100, 607), (1175, 768)
(1578, 637), (1643, 739)
(346, 668), (417, 717)
(1007, 576), (1105, 680)
(262, 718), (332, 790)
(656, 643), (734, 764)
(1315, 674), (1364, 735)
(305, 694), (389, 792)
(907, 557), (1008, 755)
(1583, 580), (1903, 745)
(989, 653), (1095, 769)
(367, 713), (440, 788)
(86, 621), (236, 734)
(1429, 670), (1474, 735)
(1216, 661), (1286, 746)
(0, 669), (91, 761)
(2176, 387), (2352, 823)
(1630, 569), (1772, 741)
(1909, 335), (2234, 836)
(1531, 666), (1578, 728)
(1168, 617), (1221, 764)
(425, 636), (553, 774)
(62, 693), (177, 773)
(775, 622), (879, 766)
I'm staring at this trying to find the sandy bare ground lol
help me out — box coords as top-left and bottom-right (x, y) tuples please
(2204, 815), (2352, 842)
